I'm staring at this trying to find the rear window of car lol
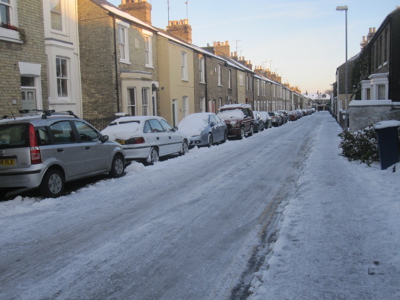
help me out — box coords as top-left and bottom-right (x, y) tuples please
(0, 124), (29, 149)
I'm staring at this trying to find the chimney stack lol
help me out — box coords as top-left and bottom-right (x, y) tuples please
(213, 41), (230, 56)
(119, 0), (152, 25)
(166, 19), (192, 44)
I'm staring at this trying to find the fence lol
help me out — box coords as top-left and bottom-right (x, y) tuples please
(84, 117), (115, 131)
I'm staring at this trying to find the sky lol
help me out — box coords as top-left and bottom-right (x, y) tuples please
(108, 0), (399, 94)
(1, 112), (400, 299)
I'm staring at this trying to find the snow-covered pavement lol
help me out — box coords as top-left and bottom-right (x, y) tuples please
(248, 112), (400, 299)
(1, 112), (399, 300)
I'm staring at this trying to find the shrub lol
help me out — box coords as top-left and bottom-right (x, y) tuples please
(338, 126), (379, 166)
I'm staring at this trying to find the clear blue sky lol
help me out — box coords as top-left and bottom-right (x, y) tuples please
(108, 0), (399, 94)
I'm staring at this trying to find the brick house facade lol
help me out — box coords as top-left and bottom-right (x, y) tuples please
(0, 0), (48, 117)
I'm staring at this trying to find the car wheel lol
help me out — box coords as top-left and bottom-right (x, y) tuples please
(180, 140), (189, 155)
(40, 168), (64, 198)
(238, 128), (245, 139)
(207, 134), (213, 147)
(247, 125), (254, 137)
(146, 147), (159, 165)
(109, 154), (124, 178)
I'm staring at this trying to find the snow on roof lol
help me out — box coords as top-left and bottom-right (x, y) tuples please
(90, 0), (156, 31)
(349, 100), (393, 107)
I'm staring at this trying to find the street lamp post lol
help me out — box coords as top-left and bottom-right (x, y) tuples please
(336, 5), (348, 130)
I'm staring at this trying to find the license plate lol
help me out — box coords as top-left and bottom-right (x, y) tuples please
(0, 158), (16, 166)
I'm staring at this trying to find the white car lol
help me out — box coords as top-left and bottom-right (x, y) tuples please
(102, 116), (189, 165)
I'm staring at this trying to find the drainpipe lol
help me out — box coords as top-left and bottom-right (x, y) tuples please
(204, 56), (208, 112)
(112, 13), (120, 112)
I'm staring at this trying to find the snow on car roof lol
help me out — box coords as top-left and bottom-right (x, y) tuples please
(178, 113), (210, 136)
(217, 109), (244, 119)
(102, 118), (143, 141)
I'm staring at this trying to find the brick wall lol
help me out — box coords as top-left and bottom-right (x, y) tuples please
(78, 0), (118, 119)
(0, 1), (47, 117)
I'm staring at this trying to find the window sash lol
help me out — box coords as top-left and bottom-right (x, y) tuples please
(50, 0), (62, 31)
(128, 88), (136, 116)
(56, 58), (68, 97)
(119, 26), (126, 60)
(144, 36), (150, 65)
(181, 52), (187, 80)
(199, 58), (205, 83)
(0, 1), (10, 25)
(218, 64), (222, 86)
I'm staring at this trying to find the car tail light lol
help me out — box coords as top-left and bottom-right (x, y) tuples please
(29, 124), (42, 164)
(125, 137), (145, 144)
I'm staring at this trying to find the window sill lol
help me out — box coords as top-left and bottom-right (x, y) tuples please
(0, 27), (22, 43)
(120, 59), (131, 65)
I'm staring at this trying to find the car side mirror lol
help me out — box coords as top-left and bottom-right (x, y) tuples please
(210, 122), (216, 127)
(100, 135), (109, 143)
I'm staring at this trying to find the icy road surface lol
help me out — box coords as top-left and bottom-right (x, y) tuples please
(0, 112), (321, 300)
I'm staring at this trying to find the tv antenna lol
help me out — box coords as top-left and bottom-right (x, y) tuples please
(185, 1), (189, 21)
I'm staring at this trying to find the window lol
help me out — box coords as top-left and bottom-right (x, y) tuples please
(142, 88), (149, 116)
(182, 96), (188, 117)
(56, 57), (68, 97)
(200, 97), (206, 112)
(199, 57), (205, 83)
(128, 88), (136, 116)
(160, 119), (174, 131)
(118, 23), (130, 63)
(50, 0), (62, 31)
(257, 79), (260, 96)
(0, 0), (10, 24)
(377, 85), (386, 100)
(74, 121), (100, 142)
(239, 74), (244, 86)
(144, 34), (153, 67)
(50, 121), (75, 144)
(148, 119), (164, 132)
(228, 69), (232, 89)
(181, 51), (188, 80)
(217, 64), (222, 86)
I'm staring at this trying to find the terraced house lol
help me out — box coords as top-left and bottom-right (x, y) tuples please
(1, 0), (310, 124)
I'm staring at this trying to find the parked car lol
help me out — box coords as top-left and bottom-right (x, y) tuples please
(268, 111), (282, 127)
(0, 110), (127, 199)
(102, 116), (189, 165)
(278, 111), (288, 124)
(178, 113), (227, 148)
(258, 111), (272, 129)
(217, 104), (255, 139)
(252, 111), (265, 133)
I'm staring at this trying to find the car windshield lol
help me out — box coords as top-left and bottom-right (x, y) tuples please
(0, 124), (29, 149)
(178, 114), (209, 136)
(102, 120), (141, 141)
(218, 109), (244, 120)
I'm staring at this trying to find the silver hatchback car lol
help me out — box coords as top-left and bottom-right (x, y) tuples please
(0, 111), (127, 199)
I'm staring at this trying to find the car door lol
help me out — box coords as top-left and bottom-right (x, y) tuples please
(73, 120), (110, 174)
(146, 119), (170, 156)
(159, 118), (182, 154)
(210, 115), (223, 142)
(242, 108), (253, 132)
(49, 121), (86, 178)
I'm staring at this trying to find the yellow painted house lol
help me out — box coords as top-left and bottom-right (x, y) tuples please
(157, 32), (195, 126)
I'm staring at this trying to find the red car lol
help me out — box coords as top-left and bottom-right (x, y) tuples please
(217, 104), (255, 139)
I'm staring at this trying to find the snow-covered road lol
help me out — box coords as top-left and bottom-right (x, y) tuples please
(1, 113), (322, 299)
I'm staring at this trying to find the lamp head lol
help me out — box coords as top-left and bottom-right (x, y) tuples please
(336, 5), (348, 11)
